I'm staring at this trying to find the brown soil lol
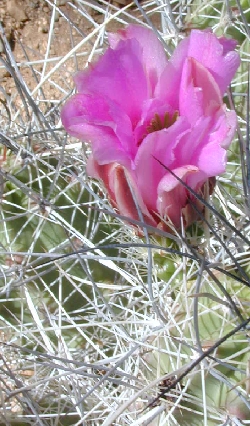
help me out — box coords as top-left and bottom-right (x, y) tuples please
(0, 0), (145, 107)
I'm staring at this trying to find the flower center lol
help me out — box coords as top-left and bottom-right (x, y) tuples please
(147, 111), (179, 134)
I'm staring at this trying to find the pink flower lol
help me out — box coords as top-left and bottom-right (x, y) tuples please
(61, 25), (240, 231)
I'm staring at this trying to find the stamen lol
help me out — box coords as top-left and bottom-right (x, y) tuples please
(147, 111), (179, 134)
(163, 113), (170, 128)
(137, 111), (179, 147)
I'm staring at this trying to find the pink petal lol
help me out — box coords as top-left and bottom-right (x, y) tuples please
(134, 118), (190, 211)
(196, 140), (227, 176)
(179, 57), (222, 125)
(134, 98), (175, 145)
(154, 61), (182, 110)
(172, 116), (211, 166)
(108, 24), (168, 93)
(173, 109), (237, 178)
(88, 160), (157, 226)
(86, 155), (100, 179)
(111, 165), (157, 226)
(197, 110), (237, 175)
(156, 30), (239, 103)
(156, 165), (199, 228)
(74, 38), (148, 126)
(87, 157), (113, 190)
(216, 109), (238, 149)
(61, 93), (135, 166)
(218, 37), (238, 55)
(172, 29), (240, 95)
(94, 162), (157, 227)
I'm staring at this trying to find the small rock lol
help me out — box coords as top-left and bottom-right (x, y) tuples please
(54, 10), (60, 22)
(7, 0), (28, 23)
(29, 0), (39, 8)
(0, 8), (5, 20)
(0, 38), (4, 54)
(38, 17), (49, 33)
(2, 70), (11, 78)
(15, 20), (25, 30)
(112, 0), (132, 4)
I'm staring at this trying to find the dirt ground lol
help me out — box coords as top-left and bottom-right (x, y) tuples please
(0, 0), (145, 105)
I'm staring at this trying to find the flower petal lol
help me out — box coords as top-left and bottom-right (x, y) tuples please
(172, 109), (236, 181)
(134, 98), (175, 145)
(156, 30), (240, 106)
(134, 117), (190, 210)
(157, 165), (199, 228)
(154, 61), (182, 110)
(216, 109), (238, 149)
(174, 109), (237, 178)
(108, 24), (168, 93)
(179, 57), (222, 125)
(61, 93), (135, 166)
(172, 116), (211, 166)
(196, 110), (237, 175)
(172, 29), (240, 95)
(110, 165), (157, 226)
(91, 161), (157, 226)
(74, 38), (148, 125)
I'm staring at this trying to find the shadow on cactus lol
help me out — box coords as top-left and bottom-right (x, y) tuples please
(0, 156), (119, 337)
(142, 205), (250, 425)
